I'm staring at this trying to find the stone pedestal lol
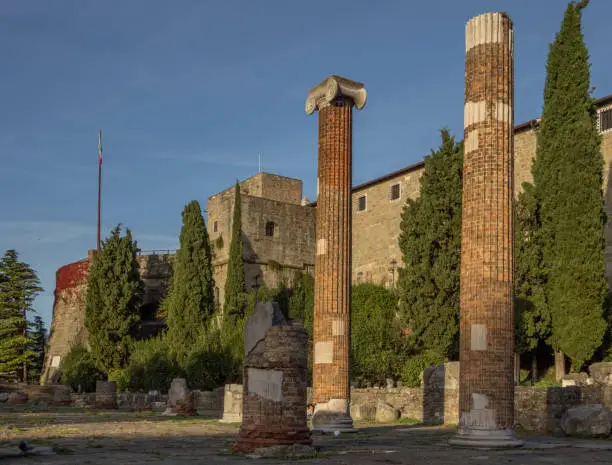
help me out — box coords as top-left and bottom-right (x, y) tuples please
(95, 381), (117, 409)
(234, 302), (312, 452)
(220, 384), (243, 423)
(166, 378), (195, 416)
(306, 75), (367, 433)
(450, 12), (522, 449)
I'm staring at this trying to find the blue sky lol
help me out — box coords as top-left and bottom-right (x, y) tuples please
(1, 0), (610, 328)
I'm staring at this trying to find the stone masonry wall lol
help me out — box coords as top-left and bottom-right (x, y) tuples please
(42, 253), (173, 384)
(208, 177), (315, 305)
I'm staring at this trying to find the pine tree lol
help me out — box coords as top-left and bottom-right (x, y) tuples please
(397, 129), (463, 360)
(0, 250), (43, 381)
(163, 200), (215, 365)
(85, 225), (143, 374)
(223, 182), (246, 319)
(27, 316), (47, 383)
(532, 0), (607, 371)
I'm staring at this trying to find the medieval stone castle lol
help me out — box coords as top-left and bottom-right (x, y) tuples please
(41, 95), (612, 384)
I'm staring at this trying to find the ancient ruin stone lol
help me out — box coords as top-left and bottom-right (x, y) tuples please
(234, 301), (311, 453)
(589, 363), (612, 386)
(375, 401), (400, 423)
(220, 384), (243, 423)
(52, 385), (72, 405)
(7, 391), (28, 405)
(561, 404), (612, 438)
(306, 75), (367, 432)
(95, 381), (117, 409)
(450, 12), (522, 449)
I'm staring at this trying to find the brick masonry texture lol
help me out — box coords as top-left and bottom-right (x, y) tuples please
(459, 13), (515, 431)
(236, 325), (311, 452)
(312, 100), (353, 407)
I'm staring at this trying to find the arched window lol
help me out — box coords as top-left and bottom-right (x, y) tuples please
(265, 221), (276, 237)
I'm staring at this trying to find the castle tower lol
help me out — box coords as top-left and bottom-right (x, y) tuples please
(450, 13), (522, 448)
(305, 75), (366, 432)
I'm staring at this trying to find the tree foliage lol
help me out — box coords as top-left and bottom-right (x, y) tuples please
(514, 184), (551, 355)
(0, 249), (43, 381)
(351, 284), (401, 386)
(85, 225), (143, 374)
(27, 316), (47, 383)
(163, 200), (215, 365)
(397, 129), (463, 360)
(60, 345), (105, 392)
(531, 0), (607, 370)
(223, 182), (247, 319)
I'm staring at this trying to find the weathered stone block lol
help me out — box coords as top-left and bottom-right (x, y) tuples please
(561, 404), (612, 438)
(375, 401), (400, 423)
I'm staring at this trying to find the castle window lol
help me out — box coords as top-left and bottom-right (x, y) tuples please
(599, 107), (612, 133)
(389, 182), (401, 201)
(265, 221), (276, 237)
(213, 221), (218, 232)
(357, 195), (367, 212)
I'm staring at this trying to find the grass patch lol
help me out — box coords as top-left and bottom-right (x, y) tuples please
(397, 417), (421, 425)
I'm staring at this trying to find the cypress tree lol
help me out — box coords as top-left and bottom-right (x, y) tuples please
(163, 200), (215, 365)
(514, 185), (551, 382)
(532, 0), (607, 371)
(397, 129), (463, 360)
(223, 182), (246, 319)
(85, 225), (143, 373)
(0, 250), (43, 381)
(27, 316), (47, 383)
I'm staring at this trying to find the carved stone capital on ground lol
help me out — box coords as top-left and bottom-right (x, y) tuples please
(305, 75), (367, 115)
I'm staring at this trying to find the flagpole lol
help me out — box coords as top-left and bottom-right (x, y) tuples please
(97, 129), (102, 251)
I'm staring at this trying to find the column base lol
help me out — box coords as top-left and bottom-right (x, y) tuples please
(311, 399), (357, 433)
(449, 427), (523, 449)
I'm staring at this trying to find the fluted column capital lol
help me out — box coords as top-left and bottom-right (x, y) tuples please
(305, 75), (367, 115)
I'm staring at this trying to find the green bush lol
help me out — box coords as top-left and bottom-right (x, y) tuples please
(107, 368), (130, 392)
(60, 345), (105, 392)
(399, 351), (445, 388)
(185, 329), (235, 390)
(351, 284), (402, 386)
(124, 336), (182, 392)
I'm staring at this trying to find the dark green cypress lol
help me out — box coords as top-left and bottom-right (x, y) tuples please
(532, 0), (607, 371)
(163, 200), (215, 365)
(223, 182), (246, 319)
(397, 129), (463, 360)
(85, 225), (143, 374)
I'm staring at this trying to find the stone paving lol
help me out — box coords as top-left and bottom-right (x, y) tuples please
(1, 407), (611, 464)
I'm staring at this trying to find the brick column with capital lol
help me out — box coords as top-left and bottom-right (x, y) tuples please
(305, 75), (366, 432)
(449, 12), (522, 448)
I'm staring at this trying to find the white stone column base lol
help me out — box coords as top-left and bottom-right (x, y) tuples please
(311, 399), (357, 433)
(449, 427), (523, 449)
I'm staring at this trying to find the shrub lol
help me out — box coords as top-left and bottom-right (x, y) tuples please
(399, 351), (445, 388)
(351, 284), (401, 386)
(107, 368), (130, 392)
(124, 336), (182, 392)
(60, 345), (104, 392)
(185, 329), (235, 390)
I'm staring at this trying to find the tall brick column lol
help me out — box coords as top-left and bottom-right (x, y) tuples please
(305, 75), (366, 432)
(449, 12), (522, 448)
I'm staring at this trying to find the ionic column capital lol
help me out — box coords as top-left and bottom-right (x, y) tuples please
(305, 75), (367, 115)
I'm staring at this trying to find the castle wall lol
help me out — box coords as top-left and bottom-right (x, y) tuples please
(351, 124), (612, 287)
(351, 166), (423, 286)
(209, 187), (315, 306)
(42, 252), (173, 384)
(41, 254), (93, 384)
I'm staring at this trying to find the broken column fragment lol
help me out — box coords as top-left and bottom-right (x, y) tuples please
(234, 301), (312, 452)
